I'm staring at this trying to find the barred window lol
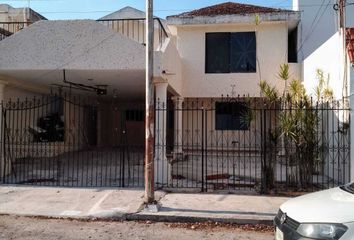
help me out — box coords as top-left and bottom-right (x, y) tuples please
(215, 102), (250, 130)
(206, 32), (256, 73)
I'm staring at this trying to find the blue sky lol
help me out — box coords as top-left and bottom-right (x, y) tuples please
(1, 0), (293, 20)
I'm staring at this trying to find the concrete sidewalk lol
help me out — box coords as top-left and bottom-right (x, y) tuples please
(0, 186), (289, 225)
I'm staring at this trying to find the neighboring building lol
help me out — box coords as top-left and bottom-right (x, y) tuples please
(98, 6), (168, 49)
(293, 0), (354, 183)
(99, 6), (148, 20)
(0, 4), (46, 40)
(293, 0), (354, 100)
(0, 4), (46, 22)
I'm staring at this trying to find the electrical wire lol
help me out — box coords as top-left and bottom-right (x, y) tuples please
(297, 0), (332, 54)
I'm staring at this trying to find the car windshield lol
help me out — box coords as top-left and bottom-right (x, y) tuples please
(340, 183), (354, 194)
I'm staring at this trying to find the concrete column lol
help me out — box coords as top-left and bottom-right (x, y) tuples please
(154, 81), (169, 186)
(0, 80), (7, 180)
(171, 97), (183, 155)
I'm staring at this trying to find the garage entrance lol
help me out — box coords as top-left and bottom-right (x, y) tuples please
(0, 94), (145, 187)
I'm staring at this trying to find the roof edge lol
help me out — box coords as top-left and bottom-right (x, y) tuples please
(167, 11), (301, 26)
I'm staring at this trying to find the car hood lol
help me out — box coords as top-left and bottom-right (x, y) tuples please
(280, 187), (354, 223)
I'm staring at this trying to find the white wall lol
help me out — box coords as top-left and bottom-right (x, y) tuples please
(173, 22), (297, 98)
(296, 0), (354, 100)
(154, 38), (183, 95)
(302, 32), (345, 98)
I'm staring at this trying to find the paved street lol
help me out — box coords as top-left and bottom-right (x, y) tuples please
(0, 215), (273, 240)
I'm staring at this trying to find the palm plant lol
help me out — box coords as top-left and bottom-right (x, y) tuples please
(259, 65), (333, 191)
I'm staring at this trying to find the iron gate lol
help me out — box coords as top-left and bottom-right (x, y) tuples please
(158, 97), (351, 193)
(0, 94), (145, 187)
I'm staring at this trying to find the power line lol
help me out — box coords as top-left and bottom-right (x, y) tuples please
(297, 0), (332, 54)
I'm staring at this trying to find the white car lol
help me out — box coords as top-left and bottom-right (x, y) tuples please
(274, 183), (354, 240)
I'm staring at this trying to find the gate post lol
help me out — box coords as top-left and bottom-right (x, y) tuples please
(155, 81), (169, 186)
(171, 97), (183, 155)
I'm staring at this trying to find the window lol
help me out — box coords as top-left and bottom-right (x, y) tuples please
(126, 109), (144, 122)
(288, 27), (298, 63)
(215, 102), (250, 130)
(50, 96), (64, 115)
(206, 32), (256, 73)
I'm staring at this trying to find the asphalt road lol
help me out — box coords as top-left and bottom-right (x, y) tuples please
(0, 215), (274, 240)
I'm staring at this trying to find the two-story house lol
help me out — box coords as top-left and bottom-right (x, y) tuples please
(162, 2), (301, 188)
(1, 2), (347, 193)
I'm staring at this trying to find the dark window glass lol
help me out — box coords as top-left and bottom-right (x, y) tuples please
(215, 102), (250, 130)
(205, 33), (230, 73)
(50, 96), (64, 115)
(288, 27), (298, 63)
(230, 32), (256, 72)
(205, 32), (256, 73)
(126, 110), (144, 122)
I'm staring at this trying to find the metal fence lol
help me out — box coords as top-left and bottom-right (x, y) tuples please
(0, 94), (144, 187)
(155, 97), (351, 193)
(0, 94), (351, 194)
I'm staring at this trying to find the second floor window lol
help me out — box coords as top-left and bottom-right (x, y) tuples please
(205, 32), (256, 73)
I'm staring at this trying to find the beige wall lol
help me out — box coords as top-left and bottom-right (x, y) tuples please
(170, 22), (300, 98)
(155, 38), (183, 95)
(178, 98), (265, 151)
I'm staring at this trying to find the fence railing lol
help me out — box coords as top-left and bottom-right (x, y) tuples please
(154, 97), (351, 194)
(96, 18), (168, 48)
(0, 94), (145, 188)
(0, 94), (351, 194)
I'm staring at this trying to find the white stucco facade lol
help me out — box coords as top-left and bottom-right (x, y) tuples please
(166, 11), (301, 98)
(168, 22), (300, 98)
(294, 0), (354, 100)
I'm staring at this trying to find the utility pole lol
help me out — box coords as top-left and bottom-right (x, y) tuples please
(338, 0), (346, 29)
(339, 0), (349, 100)
(144, 0), (155, 204)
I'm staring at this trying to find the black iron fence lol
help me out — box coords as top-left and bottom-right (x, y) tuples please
(0, 94), (351, 194)
(0, 94), (144, 187)
(155, 97), (351, 193)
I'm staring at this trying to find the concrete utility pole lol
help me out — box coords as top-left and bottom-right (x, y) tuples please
(144, 0), (155, 204)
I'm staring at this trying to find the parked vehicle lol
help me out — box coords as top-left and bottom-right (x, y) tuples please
(274, 183), (354, 240)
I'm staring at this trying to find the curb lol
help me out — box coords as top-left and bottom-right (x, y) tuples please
(126, 213), (274, 226)
(0, 212), (275, 226)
